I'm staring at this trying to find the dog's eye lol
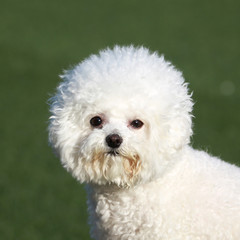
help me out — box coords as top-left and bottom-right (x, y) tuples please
(130, 119), (144, 129)
(90, 116), (103, 128)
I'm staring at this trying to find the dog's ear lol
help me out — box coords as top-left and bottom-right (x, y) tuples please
(48, 74), (85, 173)
(167, 113), (193, 152)
(152, 93), (193, 155)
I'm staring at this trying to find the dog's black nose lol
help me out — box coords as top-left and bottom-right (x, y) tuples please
(106, 134), (123, 148)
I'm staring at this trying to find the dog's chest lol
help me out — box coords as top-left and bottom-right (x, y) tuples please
(86, 184), (166, 240)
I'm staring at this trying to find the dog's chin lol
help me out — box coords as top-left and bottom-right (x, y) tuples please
(83, 148), (142, 187)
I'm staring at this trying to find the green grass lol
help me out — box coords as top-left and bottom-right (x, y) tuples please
(1, 0), (240, 239)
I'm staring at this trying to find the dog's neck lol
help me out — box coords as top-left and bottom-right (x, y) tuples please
(86, 146), (188, 196)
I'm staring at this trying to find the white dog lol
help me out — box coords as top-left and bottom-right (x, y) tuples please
(48, 46), (240, 240)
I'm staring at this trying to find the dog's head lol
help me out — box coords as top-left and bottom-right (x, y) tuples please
(48, 46), (193, 187)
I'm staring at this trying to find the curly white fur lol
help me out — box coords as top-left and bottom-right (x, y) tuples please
(48, 46), (240, 240)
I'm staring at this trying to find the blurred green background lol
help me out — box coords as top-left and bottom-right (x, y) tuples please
(1, 0), (240, 239)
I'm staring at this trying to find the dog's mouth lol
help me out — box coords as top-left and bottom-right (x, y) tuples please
(89, 149), (141, 185)
(107, 150), (119, 156)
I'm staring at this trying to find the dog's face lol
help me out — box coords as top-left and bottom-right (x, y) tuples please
(74, 103), (149, 187)
(49, 46), (193, 187)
